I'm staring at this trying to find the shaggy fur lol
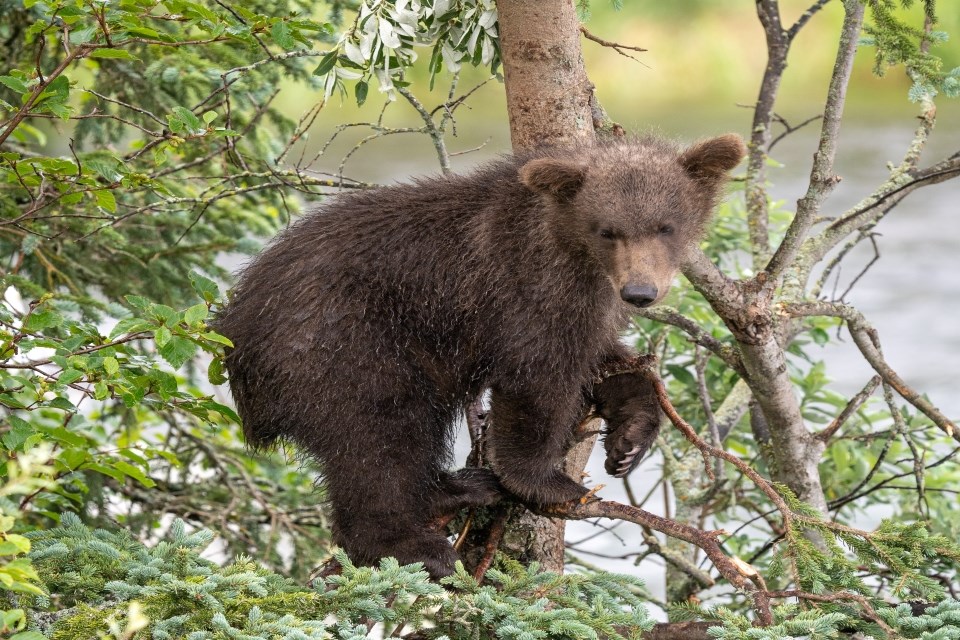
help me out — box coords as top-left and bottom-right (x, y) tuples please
(216, 134), (745, 578)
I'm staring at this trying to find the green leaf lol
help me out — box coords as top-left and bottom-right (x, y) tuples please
(208, 357), (227, 385)
(38, 425), (87, 447)
(87, 463), (126, 483)
(665, 364), (697, 388)
(171, 106), (203, 133)
(103, 356), (120, 376)
(0, 76), (29, 94)
(86, 157), (124, 183)
(109, 317), (155, 339)
(93, 380), (109, 400)
(199, 400), (241, 424)
(271, 21), (296, 50)
(154, 325), (172, 348)
(0, 541), (26, 555)
(23, 309), (63, 332)
(58, 368), (84, 385)
(93, 189), (117, 213)
(2, 416), (33, 451)
(184, 303), (208, 326)
(124, 295), (151, 311)
(355, 79), (369, 106)
(59, 448), (89, 470)
(47, 396), (76, 412)
(200, 331), (233, 347)
(69, 26), (98, 44)
(122, 26), (162, 39)
(158, 336), (197, 369)
(1, 534), (31, 554)
(189, 271), (219, 302)
(313, 50), (339, 76)
(90, 48), (139, 60)
(112, 460), (155, 488)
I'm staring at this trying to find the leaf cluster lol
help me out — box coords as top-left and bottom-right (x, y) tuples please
(314, 0), (502, 102)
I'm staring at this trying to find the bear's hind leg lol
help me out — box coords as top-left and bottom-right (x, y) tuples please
(318, 388), (462, 579)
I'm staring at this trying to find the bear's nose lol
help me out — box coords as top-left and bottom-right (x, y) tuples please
(620, 284), (658, 307)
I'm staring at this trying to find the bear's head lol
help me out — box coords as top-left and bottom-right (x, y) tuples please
(519, 134), (746, 308)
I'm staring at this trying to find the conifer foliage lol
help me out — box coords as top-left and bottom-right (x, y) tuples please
(24, 514), (655, 639)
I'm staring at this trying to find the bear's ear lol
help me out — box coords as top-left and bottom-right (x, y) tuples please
(519, 158), (587, 201)
(678, 134), (746, 184)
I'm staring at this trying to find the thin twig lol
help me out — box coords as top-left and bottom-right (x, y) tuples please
(579, 25), (647, 64)
(765, 0), (865, 281)
(473, 508), (509, 582)
(816, 375), (881, 443)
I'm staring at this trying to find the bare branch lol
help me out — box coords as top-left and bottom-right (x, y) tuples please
(830, 445), (960, 511)
(744, 0), (788, 266)
(681, 247), (744, 319)
(768, 113), (822, 151)
(783, 301), (959, 443)
(882, 382), (929, 518)
(818, 154), (960, 254)
(578, 25), (648, 64)
(631, 305), (744, 375)
(765, 0), (865, 281)
(836, 233), (880, 301)
(397, 85), (451, 174)
(795, 102), (955, 280)
(786, 0), (833, 41)
(548, 497), (772, 625)
(712, 379), (752, 442)
(0, 44), (92, 148)
(816, 375), (881, 443)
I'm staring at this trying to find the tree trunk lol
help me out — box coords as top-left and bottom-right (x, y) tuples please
(498, 0), (596, 151)
(476, 0), (598, 573)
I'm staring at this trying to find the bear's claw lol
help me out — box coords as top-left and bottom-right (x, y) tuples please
(594, 370), (664, 479)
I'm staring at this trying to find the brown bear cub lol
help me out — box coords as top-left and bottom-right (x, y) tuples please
(217, 134), (746, 578)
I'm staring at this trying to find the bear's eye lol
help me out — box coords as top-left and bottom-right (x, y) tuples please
(598, 228), (617, 240)
(658, 224), (675, 236)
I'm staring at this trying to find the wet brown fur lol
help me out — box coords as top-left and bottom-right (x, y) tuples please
(216, 134), (745, 578)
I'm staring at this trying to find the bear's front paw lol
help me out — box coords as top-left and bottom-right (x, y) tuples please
(499, 469), (590, 507)
(603, 414), (660, 478)
(594, 371), (663, 478)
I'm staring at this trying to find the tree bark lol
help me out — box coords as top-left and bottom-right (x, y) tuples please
(497, 0), (596, 151)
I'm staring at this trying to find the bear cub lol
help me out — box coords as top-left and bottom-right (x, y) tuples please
(217, 134), (746, 578)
